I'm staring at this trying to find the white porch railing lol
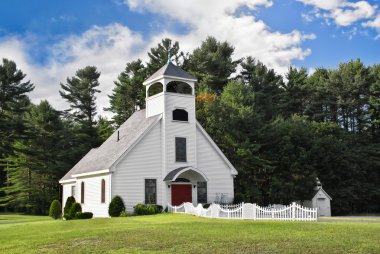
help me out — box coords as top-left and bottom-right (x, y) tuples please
(168, 202), (317, 221)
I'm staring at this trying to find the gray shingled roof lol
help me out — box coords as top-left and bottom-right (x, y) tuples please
(60, 109), (161, 181)
(144, 61), (197, 83)
(163, 167), (189, 181)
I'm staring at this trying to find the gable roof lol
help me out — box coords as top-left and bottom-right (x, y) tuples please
(196, 121), (238, 176)
(312, 188), (332, 200)
(59, 109), (161, 182)
(143, 61), (197, 84)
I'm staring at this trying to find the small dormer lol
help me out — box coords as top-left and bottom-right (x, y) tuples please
(143, 62), (197, 118)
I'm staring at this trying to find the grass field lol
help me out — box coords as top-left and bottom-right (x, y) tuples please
(0, 213), (379, 253)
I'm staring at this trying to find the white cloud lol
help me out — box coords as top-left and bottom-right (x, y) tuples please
(125, 0), (315, 73)
(1, 0), (316, 116)
(298, 0), (344, 11)
(0, 24), (146, 117)
(363, 13), (380, 38)
(363, 13), (380, 28)
(298, 0), (376, 27)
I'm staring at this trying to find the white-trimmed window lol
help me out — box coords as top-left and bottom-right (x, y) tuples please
(145, 179), (157, 204)
(175, 137), (187, 162)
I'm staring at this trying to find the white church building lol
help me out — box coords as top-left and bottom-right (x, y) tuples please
(59, 61), (238, 217)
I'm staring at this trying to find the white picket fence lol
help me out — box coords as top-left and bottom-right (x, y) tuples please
(168, 202), (317, 221)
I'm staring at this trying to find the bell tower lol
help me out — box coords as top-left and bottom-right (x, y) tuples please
(143, 61), (197, 164)
(143, 61), (198, 206)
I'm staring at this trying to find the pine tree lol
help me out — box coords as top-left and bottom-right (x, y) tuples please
(106, 60), (147, 126)
(60, 66), (101, 147)
(186, 36), (239, 94)
(146, 38), (183, 74)
(0, 58), (34, 212)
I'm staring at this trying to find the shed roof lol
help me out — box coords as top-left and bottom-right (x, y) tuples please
(144, 61), (197, 84)
(60, 109), (161, 182)
(312, 188), (332, 200)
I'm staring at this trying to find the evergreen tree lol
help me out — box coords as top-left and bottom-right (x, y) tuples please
(239, 57), (284, 123)
(0, 58), (34, 212)
(60, 66), (101, 147)
(280, 67), (309, 117)
(0, 101), (67, 214)
(186, 36), (238, 94)
(147, 38), (183, 74)
(106, 60), (147, 126)
(96, 116), (114, 142)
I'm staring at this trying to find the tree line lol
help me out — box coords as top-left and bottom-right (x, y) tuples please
(1, 37), (379, 215)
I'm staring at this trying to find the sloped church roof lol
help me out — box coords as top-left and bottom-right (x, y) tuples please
(60, 110), (161, 182)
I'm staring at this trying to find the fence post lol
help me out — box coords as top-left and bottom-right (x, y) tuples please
(174, 206), (177, 213)
(291, 202), (296, 221)
(253, 203), (257, 220)
(241, 202), (245, 219)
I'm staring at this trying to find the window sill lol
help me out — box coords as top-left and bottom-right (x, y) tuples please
(172, 120), (189, 123)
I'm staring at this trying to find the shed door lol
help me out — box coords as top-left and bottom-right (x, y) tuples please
(317, 198), (326, 216)
(171, 184), (192, 206)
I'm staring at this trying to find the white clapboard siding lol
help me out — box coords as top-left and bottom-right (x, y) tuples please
(77, 174), (111, 218)
(146, 92), (164, 117)
(196, 126), (234, 204)
(112, 121), (162, 212)
(164, 93), (197, 172)
(62, 183), (75, 212)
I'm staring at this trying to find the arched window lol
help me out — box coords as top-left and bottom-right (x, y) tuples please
(166, 81), (192, 95)
(173, 109), (188, 121)
(148, 82), (163, 97)
(101, 179), (105, 203)
(81, 182), (85, 204)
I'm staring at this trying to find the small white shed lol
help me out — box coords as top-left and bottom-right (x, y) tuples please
(312, 187), (332, 217)
(296, 178), (332, 217)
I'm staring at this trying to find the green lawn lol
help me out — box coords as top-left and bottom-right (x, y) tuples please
(0, 214), (379, 253)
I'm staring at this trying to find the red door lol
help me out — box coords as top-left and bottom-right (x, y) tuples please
(171, 184), (192, 206)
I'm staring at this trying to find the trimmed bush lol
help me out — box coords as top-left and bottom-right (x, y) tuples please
(75, 212), (93, 219)
(49, 200), (62, 220)
(69, 202), (82, 219)
(134, 203), (147, 215)
(134, 204), (163, 215)
(63, 196), (75, 219)
(108, 196), (125, 217)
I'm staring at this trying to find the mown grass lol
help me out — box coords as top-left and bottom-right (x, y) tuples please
(0, 213), (379, 253)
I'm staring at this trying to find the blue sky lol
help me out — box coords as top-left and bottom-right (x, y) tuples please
(1, 0), (379, 114)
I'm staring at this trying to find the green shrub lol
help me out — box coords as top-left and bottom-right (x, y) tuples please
(134, 204), (163, 215)
(155, 205), (163, 213)
(75, 212), (93, 219)
(49, 200), (62, 220)
(63, 196), (75, 218)
(134, 203), (147, 215)
(108, 196), (125, 217)
(120, 210), (128, 217)
(147, 205), (156, 215)
(69, 202), (82, 219)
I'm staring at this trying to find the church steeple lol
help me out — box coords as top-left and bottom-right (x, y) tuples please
(143, 62), (197, 118)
